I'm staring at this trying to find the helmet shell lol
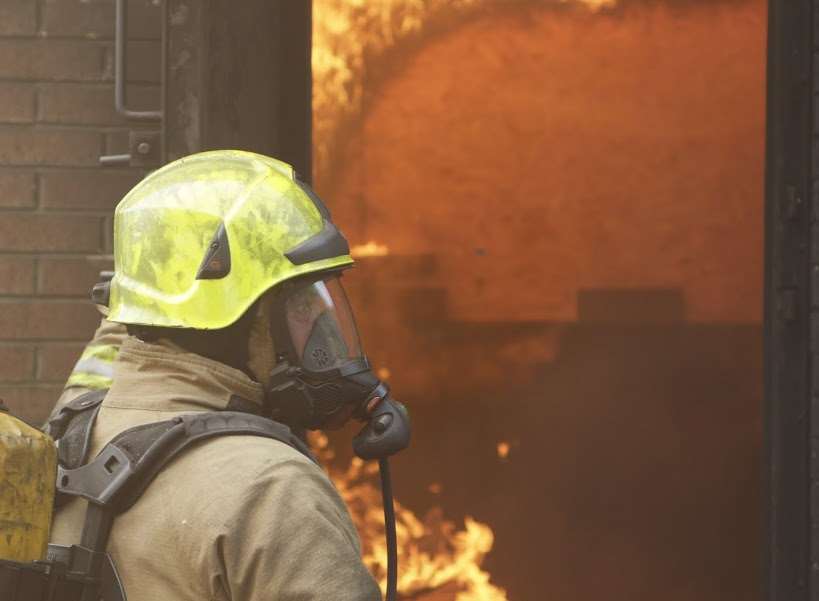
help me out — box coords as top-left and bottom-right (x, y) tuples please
(107, 150), (354, 329)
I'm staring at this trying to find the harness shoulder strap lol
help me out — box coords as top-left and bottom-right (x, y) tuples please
(46, 389), (108, 511)
(47, 389), (107, 469)
(57, 410), (316, 512)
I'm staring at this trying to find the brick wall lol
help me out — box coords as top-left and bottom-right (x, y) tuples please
(0, 0), (162, 423)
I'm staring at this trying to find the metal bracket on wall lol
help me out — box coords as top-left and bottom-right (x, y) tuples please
(100, 131), (161, 168)
(100, 0), (164, 167)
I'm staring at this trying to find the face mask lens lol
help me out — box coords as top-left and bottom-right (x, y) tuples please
(284, 277), (362, 371)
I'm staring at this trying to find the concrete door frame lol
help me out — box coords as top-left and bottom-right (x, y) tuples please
(162, 0), (313, 180)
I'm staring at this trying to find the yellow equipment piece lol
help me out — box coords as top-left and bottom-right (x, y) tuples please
(0, 408), (57, 562)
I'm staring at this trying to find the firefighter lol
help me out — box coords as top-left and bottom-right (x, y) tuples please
(49, 150), (385, 601)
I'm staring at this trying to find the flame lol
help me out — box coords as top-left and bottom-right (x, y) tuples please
(564, 0), (617, 9)
(351, 240), (391, 257)
(496, 442), (510, 460)
(314, 0), (479, 181)
(309, 431), (508, 600)
(313, 0), (618, 182)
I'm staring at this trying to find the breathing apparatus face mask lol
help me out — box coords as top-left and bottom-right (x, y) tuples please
(265, 274), (396, 433)
(284, 277), (362, 373)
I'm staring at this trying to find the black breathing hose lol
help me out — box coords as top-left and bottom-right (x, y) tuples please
(353, 396), (410, 600)
(379, 458), (398, 601)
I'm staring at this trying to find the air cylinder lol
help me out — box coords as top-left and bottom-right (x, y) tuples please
(0, 404), (56, 562)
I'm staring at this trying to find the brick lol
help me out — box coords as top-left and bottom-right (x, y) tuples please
(0, 257), (35, 295)
(0, 170), (36, 207)
(0, 0), (37, 36)
(41, 169), (143, 210)
(0, 128), (101, 166)
(0, 84), (35, 123)
(0, 385), (64, 425)
(0, 346), (34, 381)
(0, 40), (106, 81)
(0, 214), (103, 252)
(37, 343), (85, 382)
(103, 129), (129, 154)
(0, 300), (100, 340)
(102, 40), (162, 83)
(41, 0), (161, 40)
(39, 256), (113, 296)
(37, 83), (160, 126)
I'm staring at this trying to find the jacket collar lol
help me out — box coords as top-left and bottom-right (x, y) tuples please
(104, 336), (265, 413)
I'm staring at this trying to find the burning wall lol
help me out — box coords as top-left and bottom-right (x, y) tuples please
(313, 1), (766, 599)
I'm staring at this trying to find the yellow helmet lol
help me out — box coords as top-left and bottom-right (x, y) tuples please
(104, 150), (353, 329)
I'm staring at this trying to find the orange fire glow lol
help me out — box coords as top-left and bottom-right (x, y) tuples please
(569, 0), (616, 9)
(351, 241), (391, 257)
(313, 0), (617, 183)
(309, 431), (508, 601)
(312, 0), (768, 599)
(496, 442), (510, 460)
(312, 2), (641, 599)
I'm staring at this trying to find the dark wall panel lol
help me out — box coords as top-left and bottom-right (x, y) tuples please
(765, 0), (814, 599)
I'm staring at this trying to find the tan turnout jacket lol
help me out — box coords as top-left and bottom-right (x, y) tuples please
(50, 336), (382, 601)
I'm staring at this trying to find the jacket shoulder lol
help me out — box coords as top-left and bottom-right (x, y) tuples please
(169, 433), (321, 488)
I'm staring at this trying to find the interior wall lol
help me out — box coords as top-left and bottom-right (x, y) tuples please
(316, 1), (767, 599)
(325, 0), (766, 325)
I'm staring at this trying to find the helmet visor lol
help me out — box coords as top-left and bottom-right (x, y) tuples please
(284, 277), (363, 371)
